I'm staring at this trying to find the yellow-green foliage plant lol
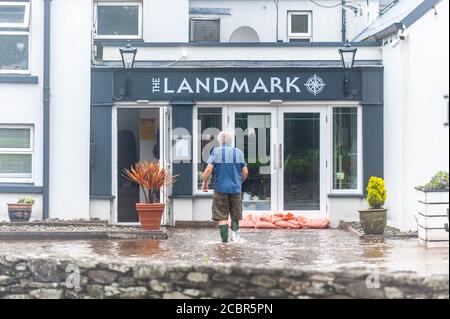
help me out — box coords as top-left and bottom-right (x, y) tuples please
(367, 176), (387, 209)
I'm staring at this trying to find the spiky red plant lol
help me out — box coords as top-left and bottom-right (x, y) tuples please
(122, 161), (177, 204)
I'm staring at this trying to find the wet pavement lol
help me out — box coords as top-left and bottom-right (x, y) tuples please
(0, 228), (448, 276)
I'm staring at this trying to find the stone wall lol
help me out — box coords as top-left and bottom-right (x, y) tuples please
(0, 255), (448, 299)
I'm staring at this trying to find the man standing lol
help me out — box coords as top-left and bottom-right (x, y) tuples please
(202, 131), (249, 243)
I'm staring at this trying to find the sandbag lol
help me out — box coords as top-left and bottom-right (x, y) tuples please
(271, 213), (284, 224)
(255, 215), (280, 229)
(259, 213), (273, 223)
(274, 220), (301, 229)
(297, 217), (330, 229)
(239, 214), (256, 228)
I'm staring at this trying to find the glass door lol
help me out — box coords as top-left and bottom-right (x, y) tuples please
(229, 107), (278, 214)
(277, 107), (326, 216)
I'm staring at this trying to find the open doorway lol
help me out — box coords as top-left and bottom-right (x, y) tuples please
(117, 108), (161, 223)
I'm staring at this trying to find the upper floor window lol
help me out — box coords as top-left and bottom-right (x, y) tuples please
(0, 125), (34, 183)
(287, 11), (312, 42)
(0, 1), (30, 74)
(190, 18), (220, 42)
(94, 1), (142, 39)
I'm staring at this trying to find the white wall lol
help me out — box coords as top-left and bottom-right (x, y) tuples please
(0, 194), (43, 222)
(384, 0), (449, 231)
(144, 0), (189, 42)
(49, 0), (92, 219)
(328, 197), (367, 228)
(0, 1), (44, 215)
(89, 199), (111, 221)
(189, 0), (378, 42)
(345, 0), (380, 42)
(383, 43), (405, 229)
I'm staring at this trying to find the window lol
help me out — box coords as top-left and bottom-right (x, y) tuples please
(0, 2), (30, 28)
(95, 2), (142, 39)
(195, 108), (223, 191)
(332, 108), (359, 191)
(0, 2), (30, 73)
(287, 11), (312, 42)
(190, 18), (220, 42)
(0, 126), (33, 182)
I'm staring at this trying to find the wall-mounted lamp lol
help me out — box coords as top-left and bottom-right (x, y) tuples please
(338, 41), (357, 97)
(119, 42), (138, 98)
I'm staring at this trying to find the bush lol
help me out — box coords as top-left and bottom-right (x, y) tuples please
(367, 176), (387, 209)
(418, 171), (449, 191)
(17, 198), (35, 205)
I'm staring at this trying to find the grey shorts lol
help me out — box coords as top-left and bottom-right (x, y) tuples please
(212, 192), (243, 221)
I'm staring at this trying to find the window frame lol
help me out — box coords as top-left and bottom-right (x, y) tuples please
(192, 105), (226, 195)
(287, 10), (312, 41)
(0, 31), (30, 74)
(328, 105), (363, 195)
(0, 1), (30, 29)
(0, 125), (34, 183)
(190, 17), (221, 43)
(94, 1), (143, 40)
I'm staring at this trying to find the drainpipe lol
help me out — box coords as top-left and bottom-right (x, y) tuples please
(341, 0), (347, 42)
(43, 0), (51, 220)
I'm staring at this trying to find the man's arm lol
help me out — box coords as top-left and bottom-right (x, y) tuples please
(242, 166), (249, 183)
(202, 164), (214, 192)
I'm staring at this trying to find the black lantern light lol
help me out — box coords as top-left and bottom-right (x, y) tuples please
(338, 42), (358, 69)
(338, 42), (357, 97)
(120, 42), (138, 70)
(118, 42), (137, 98)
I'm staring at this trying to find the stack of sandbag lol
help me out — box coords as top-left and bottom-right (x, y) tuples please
(234, 213), (329, 229)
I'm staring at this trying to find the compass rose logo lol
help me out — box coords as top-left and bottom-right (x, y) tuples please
(304, 74), (326, 96)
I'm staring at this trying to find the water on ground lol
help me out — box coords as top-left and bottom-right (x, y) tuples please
(0, 229), (448, 276)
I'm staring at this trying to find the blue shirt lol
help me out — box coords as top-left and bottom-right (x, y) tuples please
(208, 144), (247, 195)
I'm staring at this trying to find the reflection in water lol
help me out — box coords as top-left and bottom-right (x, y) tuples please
(118, 240), (163, 257)
(0, 229), (447, 276)
(360, 237), (389, 260)
(213, 244), (244, 264)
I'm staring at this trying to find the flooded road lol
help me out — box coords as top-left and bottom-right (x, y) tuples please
(0, 229), (448, 276)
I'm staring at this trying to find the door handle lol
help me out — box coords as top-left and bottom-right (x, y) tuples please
(279, 143), (283, 169)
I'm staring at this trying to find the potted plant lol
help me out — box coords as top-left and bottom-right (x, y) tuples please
(415, 171), (449, 245)
(122, 161), (176, 231)
(359, 176), (388, 235)
(7, 197), (35, 222)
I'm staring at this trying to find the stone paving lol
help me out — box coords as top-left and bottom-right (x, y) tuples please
(0, 228), (448, 299)
(0, 228), (448, 276)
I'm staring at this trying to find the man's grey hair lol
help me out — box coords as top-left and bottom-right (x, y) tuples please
(217, 131), (233, 145)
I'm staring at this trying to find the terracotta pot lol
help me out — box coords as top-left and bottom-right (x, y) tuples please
(136, 203), (165, 230)
(7, 204), (33, 222)
(359, 208), (388, 235)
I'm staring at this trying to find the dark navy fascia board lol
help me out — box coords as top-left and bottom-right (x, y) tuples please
(364, 23), (404, 42)
(402, 0), (442, 27)
(0, 75), (38, 84)
(100, 41), (379, 48)
(190, 8), (232, 15)
(0, 185), (43, 194)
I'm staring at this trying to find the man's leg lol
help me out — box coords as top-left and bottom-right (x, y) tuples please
(230, 194), (244, 242)
(212, 192), (230, 243)
(218, 220), (229, 243)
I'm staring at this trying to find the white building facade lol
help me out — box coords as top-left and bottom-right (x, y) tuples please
(0, 0), (447, 231)
(354, 0), (449, 231)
